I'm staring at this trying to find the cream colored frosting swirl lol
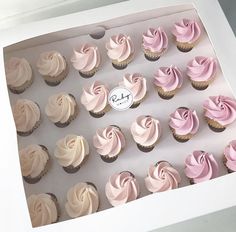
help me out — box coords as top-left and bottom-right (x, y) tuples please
(45, 92), (76, 123)
(5, 57), (32, 88)
(27, 193), (58, 227)
(12, 99), (40, 133)
(54, 134), (89, 168)
(65, 182), (99, 218)
(19, 144), (49, 178)
(37, 51), (66, 77)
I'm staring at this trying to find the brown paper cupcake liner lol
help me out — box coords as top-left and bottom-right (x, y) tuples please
(46, 193), (60, 223)
(222, 154), (234, 173)
(190, 75), (216, 90)
(9, 76), (34, 94)
(17, 118), (41, 136)
(79, 67), (99, 78)
(143, 47), (166, 61)
(111, 54), (134, 70)
(89, 104), (111, 118)
(169, 126), (193, 143)
(205, 116), (226, 132)
(100, 154), (118, 163)
(156, 86), (177, 100)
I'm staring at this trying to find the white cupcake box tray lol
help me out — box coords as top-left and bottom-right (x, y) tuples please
(1, 0), (236, 231)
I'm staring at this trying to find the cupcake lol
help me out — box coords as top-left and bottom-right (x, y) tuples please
(71, 44), (101, 78)
(203, 95), (236, 132)
(130, 115), (161, 152)
(185, 150), (219, 184)
(142, 27), (168, 61)
(27, 193), (59, 227)
(105, 171), (140, 207)
(12, 99), (41, 136)
(37, 51), (68, 86)
(5, 57), (33, 94)
(106, 34), (134, 69)
(145, 161), (181, 193)
(45, 92), (78, 128)
(65, 182), (99, 218)
(54, 134), (89, 173)
(223, 140), (236, 173)
(119, 73), (147, 108)
(81, 81), (110, 118)
(187, 56), (218, 90)
(19, 144), (50, 184)
(154, 65), (183, 99)
(169, 107), (199, 142)
(93, 125), (126, 163)
(172, 18), (201, 52)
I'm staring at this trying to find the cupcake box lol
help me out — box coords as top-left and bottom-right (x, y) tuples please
(1, 0), (236, 231)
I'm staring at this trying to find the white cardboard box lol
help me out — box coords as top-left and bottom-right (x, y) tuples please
(1, 0), (236, 231)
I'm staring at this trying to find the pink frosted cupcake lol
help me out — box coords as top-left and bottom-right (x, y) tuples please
(145, 161), (181, 193)
(185, 150), (219, 184)
(119, 73), (147, 108)
(106, 34), (134, 70)
(131, 115), (161, 152)
(105, 171), (140, 207)
(81, 81), (110, 118)
(154, 65), (183, 100)
(172, 18), (201, 52)
(93, 125), (126, 163)
(169, 107), (199, 143)
(223, 140), (236, 173)
(71, 44), (101, 78)
(203, 95), (236, 132)
(142, 27), (168, 61)
(187, 56), (218, 90)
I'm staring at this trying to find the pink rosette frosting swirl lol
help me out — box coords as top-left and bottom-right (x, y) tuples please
(203, 95), (236, 126)
(224, 140), (236, 172)
(71, 44), (101, 72)
(169, 107), (199, 136)
(154, 65), (183, 92)
(105, 171), (140, 207)
(93, 126), (126, 157)
(142, 27), (168, 53)
(145, 161), (181, 193)
(185, 150), (219, 183)
(106, 34), (134, 62)
(81, 81), (109, 113)
(120, 73), (147, 103)
(187, 56), (217, 82)
(172, 18), (201, 43)
(131, 115), (161, 147)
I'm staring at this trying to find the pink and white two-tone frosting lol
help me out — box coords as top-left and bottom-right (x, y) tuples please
(71, 44), (101, 72)
(142, 27), (168, 53)
(169, 107), (200, 136)
(224, 140), (236, 172)
(185, 150), (219, 184)
(105, 171), (140, 207)
(172, 18), (201, 43)
(203, 95), (236, 126)
(187, 56), (218, 82)
(145, 161), (181, 193)
(154, 65), (183, 92)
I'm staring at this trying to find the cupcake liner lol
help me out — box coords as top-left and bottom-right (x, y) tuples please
(205, 116), (226, 132)
(46, 193), (60, 222)
(169, 126), (193, 143)
(222, 155), (234, 173)
(79, 67), (99, 78)
(100, 154), (118, 163)
(136, 143), (155, 152)
(89, 104), (111, 118)
(9, 75), (34, 94)
(130, 102), (141, 109)
(17, 118), (41, 136)
(190, 75), (216, 91)
(156, 86), (177, 100)
(143, 48), (166, 62)
(111, 54), (134, 70)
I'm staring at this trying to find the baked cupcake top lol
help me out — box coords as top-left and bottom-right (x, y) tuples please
(19, 144), (49, 178)
(105, 171), (140, 207)
(5, 57), (32, 88)
(142, 27), (168, 53)
(131, 115), (161, 147)
(106, 34), (134, 62)
(154, 65), (183, 92)
(37, 51), (66, 77)
(65, 182), (99, 218)
(187, 56), (217, 82)
(54, 134), (89, 168)
(120, 73), (147, 103)
(81, 81), (109, 113)
(224, 140), (236, 172)
(169, 107), (199, 136)
(71, 44), (101, 72)
(27, 193), (58, 227)
(145, 161), (181, 193)
(203, 95), (236, 126)
(45, 92), (77, 124)
(12, 99), (40, 133)
(184, 150), (219, 184)
(172, 18), (201, 43)
(93, 125), (125, 157)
